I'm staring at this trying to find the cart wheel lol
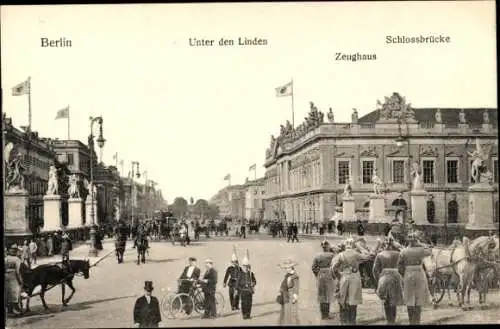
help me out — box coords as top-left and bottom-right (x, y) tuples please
(215, 292), (225, 315)
(170, 293), (193, 319)
(430, 275), (446, 305)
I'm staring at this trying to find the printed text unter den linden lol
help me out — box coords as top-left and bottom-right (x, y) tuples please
(189, 37), (268, 47)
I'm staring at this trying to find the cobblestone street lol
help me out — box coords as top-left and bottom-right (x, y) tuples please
(6, 237), (499, 328)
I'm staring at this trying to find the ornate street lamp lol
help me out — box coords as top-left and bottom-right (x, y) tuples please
(130, 161), (140, 226)
(88, 116), (105, 257)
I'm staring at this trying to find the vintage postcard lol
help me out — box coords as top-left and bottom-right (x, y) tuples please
(2, 1), (498, 327)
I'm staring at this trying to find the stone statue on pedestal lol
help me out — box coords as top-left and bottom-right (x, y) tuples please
(5, 144), (27, 192)
(46, 165), (59, 195)
(411, 162), (424, 190)
(468, 138), (492, 184)
(371, 169), (384, 195)
(343, 178), (352, 197)
(459, 109), (467, 123)
(68, 174), (80, 199)
(327, 108), (334, 123)
(435, 109), (442, 123)
(483, 110), (490, 124)
(351, 108), (358, 123)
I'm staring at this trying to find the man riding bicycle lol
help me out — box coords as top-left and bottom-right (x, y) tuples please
(177, 257), (200, 314)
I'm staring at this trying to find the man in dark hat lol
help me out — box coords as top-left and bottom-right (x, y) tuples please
(177, 257), (200, 314)
(133, 281), (161, 328)
(291, 222), (299, 243)
(373, 236), (403, 324)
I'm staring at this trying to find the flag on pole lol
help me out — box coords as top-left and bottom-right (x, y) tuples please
(248, 163), (256, 171)
(55, 106), (69, 119)
(112, 153), (118, 160)
(119, 159), (124, 166)
(11, 77), (31, 96)
(224, 174), (231, 180)
(275, 81), (293, 97)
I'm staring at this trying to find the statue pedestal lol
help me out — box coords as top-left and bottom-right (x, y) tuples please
(342, 196), (355, 221)
(4, 189), (32, 237)
(411, 189), (429, 225)
(43, 194), (62, 231)
(85, 199), (98, 226)
(466, 183), (495, 230)
(68, 198), (84, 228)
(369, 194), (385, 222)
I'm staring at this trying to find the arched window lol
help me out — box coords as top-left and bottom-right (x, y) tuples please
(448, 200), (459, 223)
(427, 200), (436, 223)
(363, 201), (370, 208)
(392, 198), (407, 209)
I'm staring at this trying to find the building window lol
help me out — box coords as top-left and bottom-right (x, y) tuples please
(422, 160), (435, 183)
(448, 200), (458, 223)
(427, 200), (436, 223)
(446, 159), (459, 184)
(67, 153), (74, 165)
(494, 159), (498, 183)
(338, 160), (350, 185)
(362, 160), (374, 184)
(392, 160), (405, 184)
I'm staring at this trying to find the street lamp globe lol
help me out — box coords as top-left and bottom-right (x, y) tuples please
(96, 135), (106, 148)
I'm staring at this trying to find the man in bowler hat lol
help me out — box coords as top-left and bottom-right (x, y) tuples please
(133, 281), (162, 328)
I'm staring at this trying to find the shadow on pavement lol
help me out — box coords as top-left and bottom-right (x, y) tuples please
(7, 313), (56, 326)
(146, 258), (181, 264)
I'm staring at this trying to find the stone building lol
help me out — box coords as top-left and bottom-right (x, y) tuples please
(263, 93), (498, 232)
(3, 115), (58, 234)
(244, 177), (265, 220)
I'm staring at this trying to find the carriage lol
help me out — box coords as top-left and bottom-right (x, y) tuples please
(170, 221), (190, 246)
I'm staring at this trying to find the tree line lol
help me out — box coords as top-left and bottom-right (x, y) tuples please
(168, 196), (220, 220)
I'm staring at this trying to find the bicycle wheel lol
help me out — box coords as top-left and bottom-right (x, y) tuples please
(171, 293), (194, 319)
(215, 292), (225, 315)
(193, 290), (205, 314)
(160, 293), (176, 319)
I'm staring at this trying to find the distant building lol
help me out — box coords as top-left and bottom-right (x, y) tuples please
(210, 178), (265, 221)
(263, 93), (498, 228)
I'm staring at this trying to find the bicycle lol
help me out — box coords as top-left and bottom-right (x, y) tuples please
(161, 279), (225, 319)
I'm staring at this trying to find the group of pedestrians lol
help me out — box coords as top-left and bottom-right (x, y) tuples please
(311, 232), (432, 325)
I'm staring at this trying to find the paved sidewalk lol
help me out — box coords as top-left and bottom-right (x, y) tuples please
(32, 240), (115, 268)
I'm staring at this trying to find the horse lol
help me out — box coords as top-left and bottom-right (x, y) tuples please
(20, 259), (90, 313)
(422, 235), (496, 308)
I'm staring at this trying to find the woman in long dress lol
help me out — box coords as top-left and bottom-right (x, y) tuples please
(278, 259), (300, 325)
(5, 244), (24, 315)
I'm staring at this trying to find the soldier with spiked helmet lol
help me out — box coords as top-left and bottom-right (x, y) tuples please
(237, 249), (256, 319)
(223, 245), (242, 311)
(312, 240), (336, 320)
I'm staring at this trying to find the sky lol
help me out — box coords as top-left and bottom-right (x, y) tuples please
(1, 1), (497, 203)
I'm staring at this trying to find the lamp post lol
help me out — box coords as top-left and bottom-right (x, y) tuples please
(88, 116), (105, 257)
(395, 115), (412, 239)
(130, 161), (140, 227)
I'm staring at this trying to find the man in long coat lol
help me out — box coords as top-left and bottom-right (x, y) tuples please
(5, 244), (25, 315)
(237, 251), (256, 319)
(223, 252), (242, 311)
(133, 281), (162, 327)
(312, 240), (336, 320)
(200, 259), (218, 318)
(372, 236), (404, 324)
(397, 231), (432, 324)
(330, 237), (372, 324)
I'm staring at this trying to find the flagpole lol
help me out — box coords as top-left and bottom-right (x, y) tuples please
(28, 76), (32, 132)
(254, 167), (256, 180)
(291, 78), (295, 129)
(67, 105), (70, 140)
(115, 153), (118, 168)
